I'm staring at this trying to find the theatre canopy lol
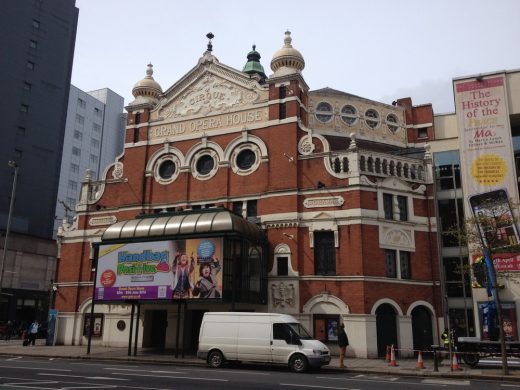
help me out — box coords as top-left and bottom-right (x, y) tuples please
(94, 208), (266, 303)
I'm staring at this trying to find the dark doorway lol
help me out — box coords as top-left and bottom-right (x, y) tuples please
(186, 310), (207, 354)
(412, 306), (433, 354)
(144, 310), (167, 349)
(376, 304), (398, 357)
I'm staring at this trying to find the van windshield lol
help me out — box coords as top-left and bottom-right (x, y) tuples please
(287, 323), (312, 340)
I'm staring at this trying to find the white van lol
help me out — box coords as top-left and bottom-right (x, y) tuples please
(197, 312), (331, 372)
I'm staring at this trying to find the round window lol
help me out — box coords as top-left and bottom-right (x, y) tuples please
(196, 155), (215, 175)
(315, 102), (333, 123)
(365, 109), (379, 128)
(387, 114), (399, 133)
(117, 320), (126, 331)
(236, 149), (256, 170)
(340, 105), (357, 125)
(158, 160), (176, 179)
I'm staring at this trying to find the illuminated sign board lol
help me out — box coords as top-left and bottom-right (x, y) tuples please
(95, 238), (223, 301)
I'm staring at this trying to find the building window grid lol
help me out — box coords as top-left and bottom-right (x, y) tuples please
(26, 61), (35, 70)
(385, 249), (412, 279)
(314, 231), (336, 276)
(383, 193), (408, 221)
(73, 130), (83, 141)
(29, 40), (38, 49)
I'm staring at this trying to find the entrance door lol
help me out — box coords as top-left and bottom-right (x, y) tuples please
(412, 306), (433, 354)
(376, 304), (397, 357)
(148, 310), (167, 349)
(188, 310), (207, 354)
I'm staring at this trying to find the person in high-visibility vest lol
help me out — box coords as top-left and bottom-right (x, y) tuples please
(441, 328), (450, 349)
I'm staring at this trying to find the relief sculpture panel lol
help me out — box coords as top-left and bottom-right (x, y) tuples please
(159, 74), (260, 119)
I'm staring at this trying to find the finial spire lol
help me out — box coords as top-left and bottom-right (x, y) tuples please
(206, 32), (214, 52)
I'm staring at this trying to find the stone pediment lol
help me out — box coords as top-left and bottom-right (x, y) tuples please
(379, 177), (412, 192)
(155, 60), (268, 121)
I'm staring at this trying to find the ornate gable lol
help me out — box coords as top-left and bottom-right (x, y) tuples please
(148, 55), (269, 142)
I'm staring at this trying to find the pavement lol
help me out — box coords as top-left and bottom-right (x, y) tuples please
(0, 338), (518, 382)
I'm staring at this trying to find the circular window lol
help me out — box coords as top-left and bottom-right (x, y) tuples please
(231, 143), (262, 176)
(196, 155), (215, 175)
(154, 154), (181, 185)
(158, 160), (176, 179)
(315, 102), (333, 123)
(386, 114), (399, 133)
(365, 109), (380, 128)
(236, 149), (256, 170)
(117, 320), (126, 331)
(340, 105), (357, 125)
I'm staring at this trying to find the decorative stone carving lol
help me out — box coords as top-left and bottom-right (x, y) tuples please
(112, 162), (124, 179)
(304, 196), (344, 208)
(271, 281), (295, 308)
(89, 216), (117, 227)
(379, 225), (415, 250)
(298, 135), (314, 155)
(159, 74), (259, 119)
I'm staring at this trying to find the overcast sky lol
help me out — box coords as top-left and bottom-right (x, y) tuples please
(71, 0), (520, 114)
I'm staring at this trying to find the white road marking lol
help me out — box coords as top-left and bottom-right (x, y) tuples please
(71, 362), (139, 368)
(104, 368), (182, 374)
(0, 380), (58, 390)
(112, 372), (228, 381)
(501, 385), (520, 388)
(6, 356), (22, 361)
(1, 384), (57, 390)
(0, 365), (70, 371)
(168, 367), (270, 375)
(316, 376), (445, 386)
(61, 387), (116, 390)
(37, 373), (128, 381)
(421, 379), (470, 386)
(281, 384), (359, 390)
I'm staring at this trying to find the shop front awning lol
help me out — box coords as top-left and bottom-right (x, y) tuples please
(101, 209), (264, 243)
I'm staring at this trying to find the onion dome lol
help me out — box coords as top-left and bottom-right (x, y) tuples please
(130, 63), (162, 104)
(270, 31), (305, 75)
(243, 45), (267, 80)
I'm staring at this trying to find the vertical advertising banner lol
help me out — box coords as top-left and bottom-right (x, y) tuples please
(454, 75), (520, 270)
(95, 238), (223, 301)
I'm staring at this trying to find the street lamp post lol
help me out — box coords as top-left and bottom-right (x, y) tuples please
(0, 161), (19, 302)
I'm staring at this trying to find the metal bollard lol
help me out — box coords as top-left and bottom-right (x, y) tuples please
(431, 345), (439, 372)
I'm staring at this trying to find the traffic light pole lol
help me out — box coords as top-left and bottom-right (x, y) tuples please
(483, 248), (508, 375)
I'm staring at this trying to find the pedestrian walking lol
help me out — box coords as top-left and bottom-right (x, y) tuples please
(338, 323), (349, 368)
(4, 321), (13, 341)
(28, 320), (39, 346)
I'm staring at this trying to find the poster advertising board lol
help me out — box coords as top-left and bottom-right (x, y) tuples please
(454, 74), (520, 271)
(95, 238), (223, 301)
(478, 302), (518, 341)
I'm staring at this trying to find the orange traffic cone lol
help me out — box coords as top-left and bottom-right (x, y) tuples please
(416, 351), (424, 369)
(385, 345), (391, 362)
(452, 353), (460, 371)
(390, 344), (398, 366)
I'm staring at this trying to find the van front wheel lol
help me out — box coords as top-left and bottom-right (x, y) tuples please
(207, 350), (224, 368)
(289, 354), (308, 373)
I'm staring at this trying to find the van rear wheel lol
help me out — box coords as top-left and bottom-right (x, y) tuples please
(207, 350), (224, 368)
(289, 354), (308, 373)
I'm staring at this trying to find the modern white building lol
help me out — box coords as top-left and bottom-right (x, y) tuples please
(54, 86), (126, 235)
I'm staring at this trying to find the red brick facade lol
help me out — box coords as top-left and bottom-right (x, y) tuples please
(55, 34), (441, 357)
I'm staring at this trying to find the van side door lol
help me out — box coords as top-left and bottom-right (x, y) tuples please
(237, 322), (272, 362)
(271, 323), (298, 363)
